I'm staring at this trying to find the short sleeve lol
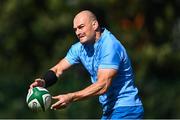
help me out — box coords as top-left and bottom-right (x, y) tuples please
(98, 42), (123, 70)
(65, 44), (80, 65)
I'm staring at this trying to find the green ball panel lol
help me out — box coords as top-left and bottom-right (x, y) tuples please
(27, 87), (50, 111)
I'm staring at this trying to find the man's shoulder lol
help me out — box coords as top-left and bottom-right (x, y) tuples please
(72, 41), (82, 46)
(71, 42), (82, 49)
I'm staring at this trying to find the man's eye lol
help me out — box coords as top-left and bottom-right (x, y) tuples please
(79, 25), (84, 29)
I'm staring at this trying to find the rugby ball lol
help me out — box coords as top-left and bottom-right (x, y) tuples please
(26, 87), (51, 112)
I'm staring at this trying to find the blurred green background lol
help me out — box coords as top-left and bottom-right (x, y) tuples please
(0, 0), (179, 119)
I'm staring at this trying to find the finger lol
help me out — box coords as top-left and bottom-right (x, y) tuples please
(58, 103), (67, 109)
(35, 78), (42, 82)
(51, 100), (63, 109)
(52, 95), (60, 99)
(51, 102), (67, 110)
(30, 82), (37, 89)
(28, 88), (32, 92)
(30, 79), (45, 88)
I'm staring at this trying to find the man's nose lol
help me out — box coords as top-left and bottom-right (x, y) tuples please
(76, 29), (81, 36)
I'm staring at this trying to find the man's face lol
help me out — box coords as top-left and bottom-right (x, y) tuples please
(73, 15), (96, 44)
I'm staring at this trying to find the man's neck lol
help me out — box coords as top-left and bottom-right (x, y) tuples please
(95, 28), (103, 42)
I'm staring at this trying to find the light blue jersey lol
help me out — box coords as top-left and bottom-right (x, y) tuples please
(65, 28), (142, 113)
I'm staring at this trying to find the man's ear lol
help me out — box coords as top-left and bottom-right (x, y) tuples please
(92, 20), (99, 31)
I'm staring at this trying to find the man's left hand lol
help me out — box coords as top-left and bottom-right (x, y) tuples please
(51, 93), (73, 110)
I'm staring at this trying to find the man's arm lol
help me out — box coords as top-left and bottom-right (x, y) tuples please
(51, 68), (117, 109)
(71, 68), (117, 100)
(30, 58), (72, 88)
(50, 58), (72, 77)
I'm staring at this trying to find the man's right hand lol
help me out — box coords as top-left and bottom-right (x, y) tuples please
(29, 78), (45, 89)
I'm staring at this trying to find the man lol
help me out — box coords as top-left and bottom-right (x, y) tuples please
(30, 10), (144, 119)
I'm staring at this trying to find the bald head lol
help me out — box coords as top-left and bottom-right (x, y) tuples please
(74, 10), (97, 23)
(73, 10), (101, 44)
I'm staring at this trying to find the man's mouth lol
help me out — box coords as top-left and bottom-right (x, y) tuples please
(78, 35), (85, 39)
